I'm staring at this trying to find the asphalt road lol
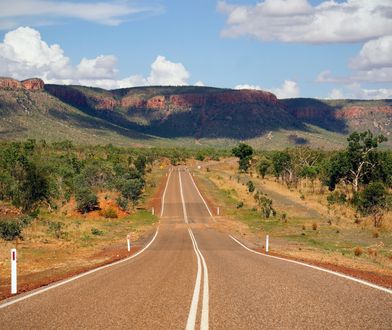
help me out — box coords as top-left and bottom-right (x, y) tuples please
(0, 167), (391, 329)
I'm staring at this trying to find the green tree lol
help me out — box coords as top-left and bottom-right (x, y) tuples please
(355, 182), (391, 227)
(232, 143), (254, 172)
(257, 159), (270, 179)
(328, 131), (387, 192)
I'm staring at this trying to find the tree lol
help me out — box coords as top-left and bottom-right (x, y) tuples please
(120, 178), (144, 207)
(272, 151), (292, 185)
(327, 131), (387, 192)
(134, 155), (147, 174)
(355, 182), (390, 227)
(257, 159), (270, 179)
(232, 143), (254, 172)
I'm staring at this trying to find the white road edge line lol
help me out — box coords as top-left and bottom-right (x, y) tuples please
(180, 170), (209, 330)
(187, 171), (213, 217)
(0, 167), (175, 309)
(0, 228), (160, 309)
(229, 235), (392, 295)
(160, 169), (173, 217)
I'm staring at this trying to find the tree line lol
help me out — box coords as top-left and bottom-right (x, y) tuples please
(232, 131), (392, 227)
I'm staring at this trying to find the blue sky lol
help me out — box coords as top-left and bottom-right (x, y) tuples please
(0, 0), (391, 99)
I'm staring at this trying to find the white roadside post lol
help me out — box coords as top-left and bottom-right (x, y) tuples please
(11, 248), (17, 294)
(127, 234), (131, 252)
(265, 235), (269, 255)
(152, 207), (155, 215)
(217, 207), (220, 216)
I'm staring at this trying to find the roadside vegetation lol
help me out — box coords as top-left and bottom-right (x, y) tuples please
(193, 131), (392, 281)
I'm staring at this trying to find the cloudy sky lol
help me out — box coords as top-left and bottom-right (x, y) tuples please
(0, 0), (391, 99)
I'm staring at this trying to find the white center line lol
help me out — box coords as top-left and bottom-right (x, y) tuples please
(179, 170), (209, 330)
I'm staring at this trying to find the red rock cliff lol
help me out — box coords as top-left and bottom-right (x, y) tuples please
(21, 78), (44, 90)
(0, 78), (22, 89)
(0, 77), (44, 91)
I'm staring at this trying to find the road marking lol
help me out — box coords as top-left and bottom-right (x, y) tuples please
(186, 228), (202, 330)
(179, 171), (188, 224)
(187, 171), (213, 217)
(0, 228), (160, 309)
(179, 170), (209, 329)
(229, 235), (392, 295)
(189, 229), (209, 330)
(160, 169), (173, 217)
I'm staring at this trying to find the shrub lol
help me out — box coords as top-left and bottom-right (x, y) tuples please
(48, 221), (66, 239)
(327, 192), (347, 205)
(312, 222), (318, 230)
(76, 187), (99, 214)
(246, 180), (255, 193)
(0, 220), (23, 241)
(91, 227), (104, 236)
(99, 207), (118, 219)
(236, 201), (244, 209)
(116, 196), (128, 211)
(354, 246), (363, 256)
(372, 230), (379, 238)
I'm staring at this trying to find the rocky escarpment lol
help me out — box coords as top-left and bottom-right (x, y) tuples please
(44, 84), (295, 139)
(0, 77), (45, 91)
(282, 98), (392, 134)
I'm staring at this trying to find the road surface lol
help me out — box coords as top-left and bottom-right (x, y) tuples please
(0, 167), (391, 329)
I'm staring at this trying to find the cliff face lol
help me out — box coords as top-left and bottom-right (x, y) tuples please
(282, 98), (392, 135)
(0, 78), (44, 91)
(43, 84), (292, 139)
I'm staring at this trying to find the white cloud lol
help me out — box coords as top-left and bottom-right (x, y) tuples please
(271, 80), (300, 98)
(218, 0), (392, 43)
(0, 26), (196, 89)
(0, 0), (162, 29)
(146, 55), (190, 86)
(317, 35), (392, 84)
(327, 83), (392, 100)
(235, 80), (300, 98)
(350, 36), (392, 70)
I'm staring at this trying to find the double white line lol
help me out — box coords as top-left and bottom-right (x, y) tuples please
(179, 171), (209, 330)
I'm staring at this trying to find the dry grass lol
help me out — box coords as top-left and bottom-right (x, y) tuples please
(193, 159), (392, 277)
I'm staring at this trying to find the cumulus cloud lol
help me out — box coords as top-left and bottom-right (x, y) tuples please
(318, 35), (392, 84)
(235, 80), (300, 98)
(146, 56), (190, 85)
(350, 36), (392, 70)
(0, 26), (195, 89)
(218, 0), (392, 43)
(327, 83), (392, 100)
(0, 0), (162, 29)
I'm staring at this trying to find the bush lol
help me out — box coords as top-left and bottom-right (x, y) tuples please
(0, 220), (23, 241)
(116, 196), (128, 211)
(246, 180), (255, 193)
(236, 201), (244, 209)
(312, 222), (318, 230)
(354, 246), (363, 256)
(48, 221), (66, 239)
(91, 227), (104, 236)
(99, 207), (118, 219)
(76, 187), (99, 214)
(327, 192), (347, 205)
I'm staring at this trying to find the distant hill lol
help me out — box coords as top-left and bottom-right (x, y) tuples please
(0, 77), (391, 149)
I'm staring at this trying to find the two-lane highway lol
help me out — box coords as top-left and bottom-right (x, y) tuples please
(0, 167), (391, 329)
